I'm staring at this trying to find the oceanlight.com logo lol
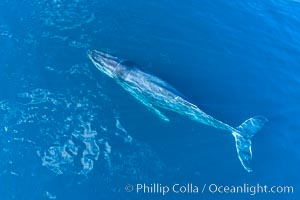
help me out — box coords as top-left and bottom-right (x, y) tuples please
(124, 183), (294, 196)
(207, 184), (294, 195)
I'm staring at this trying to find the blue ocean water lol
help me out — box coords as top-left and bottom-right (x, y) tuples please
(0, 0), (299, 199)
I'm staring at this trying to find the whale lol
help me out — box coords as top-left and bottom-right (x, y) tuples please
(88, 49), (268, 172)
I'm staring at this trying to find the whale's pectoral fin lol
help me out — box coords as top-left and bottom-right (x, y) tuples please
(143, 101), (169, 122)
(232, 116), (268, 172)
(129, 91), (170, 122)
(150, 106), (170, 122)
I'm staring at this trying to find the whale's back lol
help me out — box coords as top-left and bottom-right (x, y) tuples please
(119, 60), (139, 69)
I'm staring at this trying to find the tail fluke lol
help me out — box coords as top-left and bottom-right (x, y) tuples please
(232, 116), (268, 172)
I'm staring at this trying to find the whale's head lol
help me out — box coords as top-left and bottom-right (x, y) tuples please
(88, 50), (122, 78)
